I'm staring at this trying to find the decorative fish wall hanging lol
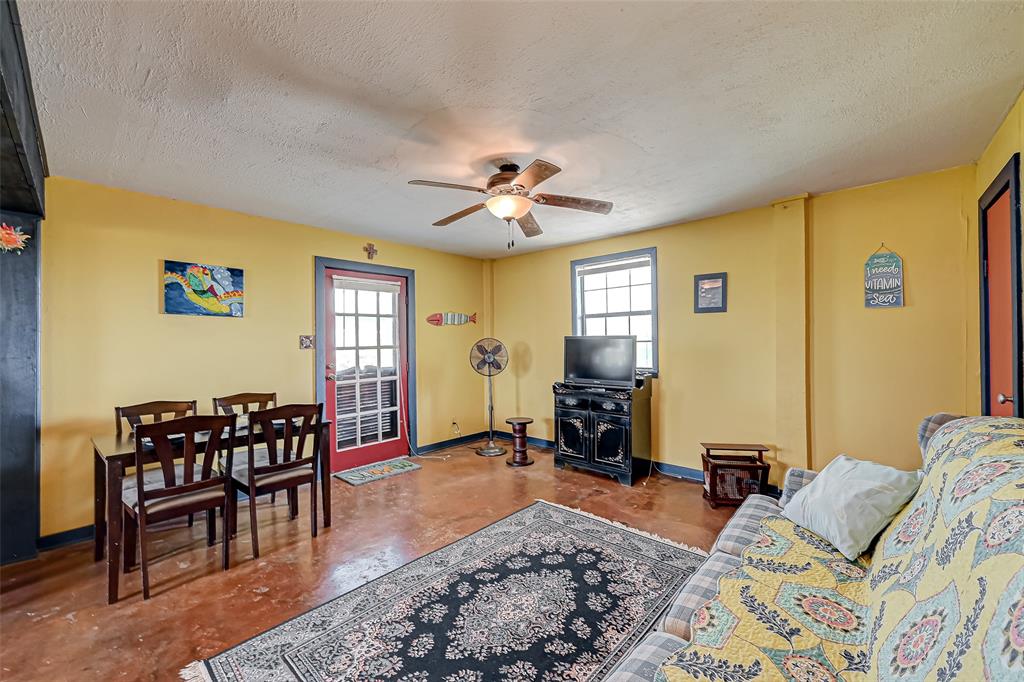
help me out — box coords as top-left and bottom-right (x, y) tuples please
(426, 312), (477, 326)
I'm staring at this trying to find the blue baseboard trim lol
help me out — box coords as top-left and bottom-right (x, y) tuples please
(37, 524), (93, 552)
(416, 430), (556, 455)
(414, 432), (489, 455)
(493, 431), (556, 449)
(636, 459), (705, 483)
(638, 459), (781, 497)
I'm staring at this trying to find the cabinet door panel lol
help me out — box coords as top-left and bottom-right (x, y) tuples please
(592, 414), (630, 468)
(555, 409), (589, 460)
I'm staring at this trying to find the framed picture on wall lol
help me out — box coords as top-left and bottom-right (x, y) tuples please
(694, 272), (727, 313)
(163, 260), (245, 317)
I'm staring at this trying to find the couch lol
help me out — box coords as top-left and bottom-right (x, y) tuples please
(608, 414), (1024, 681)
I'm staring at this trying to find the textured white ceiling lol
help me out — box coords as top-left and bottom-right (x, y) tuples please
(19, 1), (1024, 258)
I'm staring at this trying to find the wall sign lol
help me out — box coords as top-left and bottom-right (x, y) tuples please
(864, 247), (903, 308)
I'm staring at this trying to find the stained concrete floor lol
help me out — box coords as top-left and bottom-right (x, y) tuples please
(0, 441), (733, 681)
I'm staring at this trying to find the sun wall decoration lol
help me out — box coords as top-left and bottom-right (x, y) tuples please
(0, 223), (31, 254)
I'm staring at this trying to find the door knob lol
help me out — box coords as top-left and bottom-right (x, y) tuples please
(998, 393), (1014, 404)
(326, 373), (337, 381)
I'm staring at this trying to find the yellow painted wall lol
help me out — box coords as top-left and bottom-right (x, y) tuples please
(36, 90), (1023, 536)
(491, 207), (784, 478)
(976, 90), (1023, 200)
(809, 166), (976, 472)
(39, 178), (487, 535)
(492, 167), (981, 479)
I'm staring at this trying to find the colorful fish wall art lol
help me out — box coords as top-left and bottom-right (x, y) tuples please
(163, 260), (244, 317)
(426, 312), (477, 326)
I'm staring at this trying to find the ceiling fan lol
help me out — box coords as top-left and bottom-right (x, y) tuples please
(409, 159), (613, 249)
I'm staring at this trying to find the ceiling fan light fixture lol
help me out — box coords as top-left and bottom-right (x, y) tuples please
(485, 195), (532, 221)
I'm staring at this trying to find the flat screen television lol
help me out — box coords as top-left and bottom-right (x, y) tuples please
(564, 336), (636, 388)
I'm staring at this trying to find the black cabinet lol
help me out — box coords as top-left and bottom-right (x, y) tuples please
(552, 380), (652, 485)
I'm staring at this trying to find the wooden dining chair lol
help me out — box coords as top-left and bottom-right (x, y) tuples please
(213, 392), (278, 503)
(212, 392), (277, 417)
(122, 414), (237, 600)
(231, 404), (323, 558)
(115, 400), (198, 437)
(116, 399), (200, 526)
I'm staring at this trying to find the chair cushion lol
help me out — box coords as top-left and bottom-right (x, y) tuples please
(659, 552), (742, 640)
(710, 494), (782, 556)
(121, 463), (204, 492)
(251, 467), (315, 488)
(228, 446), (314, 488)
(124, 487), (227, 515)
(604, 631), (688, 682)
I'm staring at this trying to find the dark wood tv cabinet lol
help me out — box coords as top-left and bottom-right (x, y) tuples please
(552, 379), (652, 486)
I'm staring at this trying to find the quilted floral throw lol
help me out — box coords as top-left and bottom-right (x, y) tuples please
(184, 501), (705, 681)
(658, 416), (1024, 682)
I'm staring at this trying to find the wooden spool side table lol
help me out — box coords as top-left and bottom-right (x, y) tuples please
(505, 417), (534, 467)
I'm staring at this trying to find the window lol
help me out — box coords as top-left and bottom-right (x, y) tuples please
(332, 276), (402, 450)
(571, 247), (658, 374)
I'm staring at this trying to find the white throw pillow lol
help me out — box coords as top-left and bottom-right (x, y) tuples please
(782, 454), (923, 560)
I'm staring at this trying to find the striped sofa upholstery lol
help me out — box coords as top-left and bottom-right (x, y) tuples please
(604, 631), (688, 682)
(710, 493), (784, 556)
(916, 411), (963, 454)
(657, 552), (742, 640)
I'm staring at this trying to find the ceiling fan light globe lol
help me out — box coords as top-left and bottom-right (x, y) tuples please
(485, 195), (532, 221)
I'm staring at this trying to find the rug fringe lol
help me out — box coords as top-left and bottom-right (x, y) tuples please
(536, 499), (709, 557)
(179, 661), (213, 682)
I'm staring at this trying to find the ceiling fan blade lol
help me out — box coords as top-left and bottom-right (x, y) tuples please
(533, 193), (613, 215)
(513, 159), (561, 190)
(516, 212), (543, 238)
(433, 203), (486, 227)
(409, 180), (488, 194)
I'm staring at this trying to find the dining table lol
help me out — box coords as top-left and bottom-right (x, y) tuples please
(92, 420), (333, 604)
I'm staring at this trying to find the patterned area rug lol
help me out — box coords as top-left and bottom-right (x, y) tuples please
(181, 501), (706, 681)
(333, 456), (421, 486)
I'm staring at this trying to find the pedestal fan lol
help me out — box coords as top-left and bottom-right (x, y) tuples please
(470, 338), (508, 457)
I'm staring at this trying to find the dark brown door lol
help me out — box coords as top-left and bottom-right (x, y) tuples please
(980, 153), (1022, 417)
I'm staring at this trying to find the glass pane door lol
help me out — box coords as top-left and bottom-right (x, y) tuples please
(325, 269), (409, 471)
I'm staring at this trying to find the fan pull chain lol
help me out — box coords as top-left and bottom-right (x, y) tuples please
(506, 219), (514, 251)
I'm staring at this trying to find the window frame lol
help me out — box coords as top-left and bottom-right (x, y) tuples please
(570, 246), (659, 377)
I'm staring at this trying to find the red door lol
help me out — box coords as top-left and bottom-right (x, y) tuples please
(324, 268), (410, 471)
(980, 155), (1022, 417)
